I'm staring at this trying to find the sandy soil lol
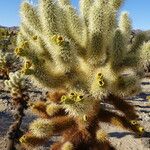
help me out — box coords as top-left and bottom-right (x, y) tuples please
(0, 77), (150, 150)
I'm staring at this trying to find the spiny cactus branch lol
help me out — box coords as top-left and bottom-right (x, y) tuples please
(5, 72), (29, 150)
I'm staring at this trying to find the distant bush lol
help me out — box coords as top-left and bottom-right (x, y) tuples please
(0, 28), (20, 78)
(0, 27), (18, 52)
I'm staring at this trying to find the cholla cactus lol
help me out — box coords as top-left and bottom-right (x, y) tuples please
(140, 41), (150, 74)
(17, 0), (148, 149)
(0, 49), (19, 79)
(5, 71), (29, 150)
(0, 50), (9, 78)
(0, 28), (15, 52)
(0, 28), (19, 79)
(5, 71), (26, 96)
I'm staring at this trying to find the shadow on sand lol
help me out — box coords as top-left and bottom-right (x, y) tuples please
(126, 92), (150, 102)
(109, 131), (150, 139)
(0, 111), (13, 136)
(134, 105), (150, 109)
(141, 82), (150, 85)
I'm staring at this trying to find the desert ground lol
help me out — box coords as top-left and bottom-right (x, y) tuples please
(0, 76), (150, 150)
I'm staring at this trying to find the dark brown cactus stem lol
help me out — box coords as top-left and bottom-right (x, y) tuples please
(7, 91), (29, 150)
(0, 68), (9, 80)
(105, 94), (139, 120)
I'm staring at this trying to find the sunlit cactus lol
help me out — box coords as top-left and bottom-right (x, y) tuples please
(5, 71), (26, 96)
(119, 12), (132, 44)
(17, 0), (149, 149)
(140, 41), (150, 74)
(0, 50), (9, 78)
(5, 71), (29, 150)
(0, 49), (18, 79)
(29, 118), (54, 138)
(61, 141), (73, 150)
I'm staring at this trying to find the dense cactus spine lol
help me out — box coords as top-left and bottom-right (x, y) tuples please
(5, 71), (29, 150)
(20, 2), (42, 34)
(17, 0), (149, 149)
(79, 0), (93, 24)
(140, 41), (150, 74)
(111, 29), (125, 71)
(29, 118), (54, 138)
(110, 0), (124, 10)
(19, 132), (47, 148)
(119, 12), (132, 43)
(0, 50), (9, 78)
(61, 141), (73, 150)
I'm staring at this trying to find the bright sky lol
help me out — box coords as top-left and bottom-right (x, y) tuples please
(0, 0), (149, 30)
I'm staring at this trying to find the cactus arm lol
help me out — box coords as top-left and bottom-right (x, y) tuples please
(98, 109), (143, 135)
(88, 1), (116, 65)
(129, 32), (146, 53)
(19, 24), (53, 62)
(110, 31), (146, 71)
(51, 37), (78, 72)
(79, 0), (93, 25)
(29, 101), (50, 118)
(16, 32), (26, 45)
(88, 1), (116, 38)
(31, 64), (68, 88)
(119, 12), (132, 43)
(5, 72), (29, 150)
(121, 54), (139, 68)
(46, 90), (67, 103)
(63, 4), (83, 45)
(139, 41), (150, 73)
(105, 94), (139, 120)
(61, 141), (74, 150)
(96, 129), (116, 149)
(38, 0), (58, 36)
(58, 2), (88, 58)
(110, 0), (124, 10)
(29, 116), (75, 138)
(110, 29), (125, 71)
(58, 0), (71, 5)
(113, 75), (141, 97)
(17, 24), (41, 57)
(20, 2), (42, 34)
(46, 103), (64, 117)
(19, 132), (48, 148)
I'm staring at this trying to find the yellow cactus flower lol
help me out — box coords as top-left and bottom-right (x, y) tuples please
(51, 35), (64, 45)
(56, 35), (64, 45)
(14, 47), (23, 55)
(138, 126), (145, 133)
(137, 126), (145, 137)
(61, 95), (67, 103)
(69, 92), (77, 100)
(32, 35), (38, 40)
(19, 135), (26, 143)
(99, 79), (105, 87)
(51, 35), (58, 43)
(21, 41), (29, 48)
(25, 61), (32, 69)
(76, 95), (84, 102)
(97, 73), (103, 79)
(130, 120), (138, 125)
